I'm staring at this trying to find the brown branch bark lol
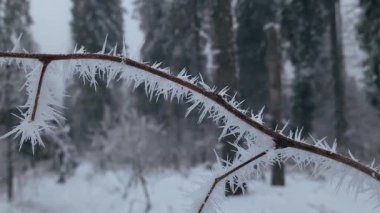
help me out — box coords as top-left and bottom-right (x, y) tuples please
(0, 52), (379, 184)
(31, 60), (50, 121)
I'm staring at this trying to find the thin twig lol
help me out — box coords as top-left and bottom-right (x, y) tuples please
(139, 173), (152, 213)
(198, 150), (268, 213)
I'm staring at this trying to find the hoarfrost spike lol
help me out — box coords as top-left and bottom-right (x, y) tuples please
(122, 37), (127, 57)
(100, 34), (108, 54)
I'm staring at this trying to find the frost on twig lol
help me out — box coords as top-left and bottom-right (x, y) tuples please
(0, 61), (65, 151)
(0, 48), (379, 212)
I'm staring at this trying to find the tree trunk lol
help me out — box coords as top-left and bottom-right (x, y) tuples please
(265, 24), (285, 186)
(329, 0), (347, 144)
(5, 70), (14, 201)
(7, 138), (13, 202)
(192, 0), (202, 73)
(211, 0), (238, 89)
(211, 0), (243, 195)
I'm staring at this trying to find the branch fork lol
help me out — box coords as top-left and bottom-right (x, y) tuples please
(0, 52), (379, 212)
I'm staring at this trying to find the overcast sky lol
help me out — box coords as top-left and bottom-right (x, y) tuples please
(30, 0), (144, 58)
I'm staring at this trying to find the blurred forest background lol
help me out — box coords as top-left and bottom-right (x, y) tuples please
(0, 0), (379, 205)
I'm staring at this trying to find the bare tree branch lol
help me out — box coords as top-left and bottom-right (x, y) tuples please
(0, 52), (379, 212)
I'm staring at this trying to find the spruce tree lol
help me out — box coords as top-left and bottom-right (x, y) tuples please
(138, 0), (205, 74)
(0, 0), (35, 201)
(357, 0), (380, 111)
(135, 0), (169, 119)
(164, 0), (208, 165)
(164, 0), (205, 74)
(1, 0), (34, 50)
(138, 0), (169, 65)
(70, 0), (124, 147)
(71, 0), (124, 52)
(137, 0), (210, 166)
(236, 0), (277, 111)
(137, 0), (206, 119)
(281, 0), (329, 134)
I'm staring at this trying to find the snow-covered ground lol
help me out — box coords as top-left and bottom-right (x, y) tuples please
(0, 162), (376, 213)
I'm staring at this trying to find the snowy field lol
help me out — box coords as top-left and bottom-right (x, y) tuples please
(0, 162), (376, 213)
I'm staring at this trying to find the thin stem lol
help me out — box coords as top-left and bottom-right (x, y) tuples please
(0, 52), (379, 182)
(31, 60), (50, 121)
(139, 173), (152, 213)
(198, 150), (268, 213)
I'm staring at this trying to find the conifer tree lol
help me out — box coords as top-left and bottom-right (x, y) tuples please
(71, 0), (123, 52)
(281, 0), (328, 134)
(236, 0), (277, 111)
(137, 0), (206, 117)
(357, 0), (380, 112)
(137, 0), (201, 118)
(0, 0), (35, 201)
(70, 0), (124, 147)
(137, 0), (209, 166)
(135, 0), (169, 120)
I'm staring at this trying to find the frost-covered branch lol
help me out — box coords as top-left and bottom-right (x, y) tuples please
(31, 60), (49, 121)
(0, 51), (379, 212)
(198, 149), (269, 213)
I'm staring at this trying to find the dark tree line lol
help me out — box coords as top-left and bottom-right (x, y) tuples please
(69, 0), (124, 148)
(135, 0), (373, 187)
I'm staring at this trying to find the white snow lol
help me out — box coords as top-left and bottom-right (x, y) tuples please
(0, 162), (376, 213)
